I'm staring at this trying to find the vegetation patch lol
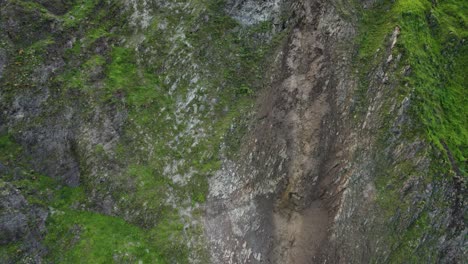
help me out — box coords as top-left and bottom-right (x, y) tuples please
(354, 0), (467, 261)
(356, 0), (467, 171)
(0, 0), (288, 262)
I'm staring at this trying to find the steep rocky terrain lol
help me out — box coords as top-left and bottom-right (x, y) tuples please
(0, 0), (466, 263)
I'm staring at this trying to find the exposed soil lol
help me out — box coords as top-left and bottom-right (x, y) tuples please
(273, 201), (329, 264)
(204, 0), (358, 262)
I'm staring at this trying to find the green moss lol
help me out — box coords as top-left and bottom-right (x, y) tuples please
(1, 1), (57, 46)
(1, 37), (54, 95)
(84, 54), (106, 68)
(125, 165), (170, 208)
(45, 209), (165, 263)
(146, 213), (188, 263)
(0, 134), (22, 164)
(55, 54), (107, 91)
(14, 0), (54, 14)
(0, 242), (22, 263)
(386, 211), (436, 263)
(85, 27), (110, 43)
(105, 47), (138, 91)
(62, 0), (100, 28)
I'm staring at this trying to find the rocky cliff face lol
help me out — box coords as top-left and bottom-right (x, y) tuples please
(0, 0), (466, 263)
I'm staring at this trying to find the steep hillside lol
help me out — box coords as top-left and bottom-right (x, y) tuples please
(0, 0), (466, 263)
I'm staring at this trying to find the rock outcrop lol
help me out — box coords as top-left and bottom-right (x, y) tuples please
(0, 179), (47, 263)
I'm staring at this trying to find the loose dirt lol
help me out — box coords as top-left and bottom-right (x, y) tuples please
(273, 201), (329, 263)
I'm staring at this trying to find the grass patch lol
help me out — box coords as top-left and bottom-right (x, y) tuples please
(0, 134), (22, 164)
(355, 0), (467, 261)
(62, 0), (100, 28)
(356, 0), (467, 172)
(45, 209), (165, 263)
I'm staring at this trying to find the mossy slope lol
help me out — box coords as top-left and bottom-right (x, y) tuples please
(353, 0), (466, 262)
(0, 0), (286, 262)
